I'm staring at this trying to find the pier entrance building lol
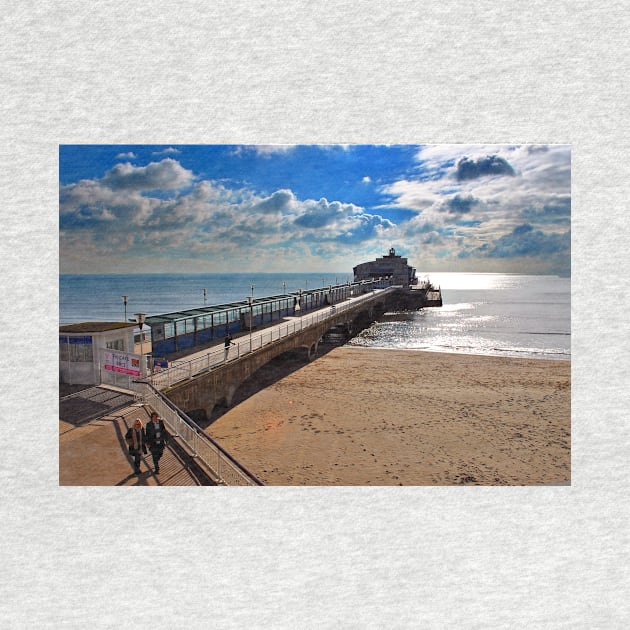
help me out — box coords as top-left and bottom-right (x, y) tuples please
(59, 322), (139, 388)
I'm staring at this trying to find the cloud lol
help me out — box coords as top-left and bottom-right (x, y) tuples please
(115, 151), (137, 159)
(526, 145), (549, 154)
(252, 189), (295, 214)
(252, 145), (296, 157)
(520, 197), (571, 225)
(101, 158), (194, 192)
(466, 223), (570, 259)
(294, 197), (359, 229)
(60, 156), (396, 268)
(152, 147), (180, 155)
(443, 194), (480, 214)
(334, 213), (394, 244)
(59, 179), (157, 227)
(455, 155), (516, 181)
(59, 145), (571, 274)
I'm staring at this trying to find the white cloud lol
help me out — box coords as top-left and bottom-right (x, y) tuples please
(60, 157), (397, 271)
(151, 147), (181, 155)
(59, 146), (571, 274)
(252, 145), (296, 157)
(101, 158), (194, 192)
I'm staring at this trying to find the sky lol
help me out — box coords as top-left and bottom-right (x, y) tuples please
(59, 144), (571, 275)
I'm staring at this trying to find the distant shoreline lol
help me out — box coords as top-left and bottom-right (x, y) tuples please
(345, 343), (571, 362)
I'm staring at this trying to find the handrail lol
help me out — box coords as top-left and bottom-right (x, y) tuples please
(149, 287), (394, 390)
(132, 380), (264, 486)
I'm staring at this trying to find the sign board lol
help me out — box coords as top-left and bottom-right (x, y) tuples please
(103, 349), (141, 376)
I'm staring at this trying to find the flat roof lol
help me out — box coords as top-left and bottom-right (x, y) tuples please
(59, 322), (136, 333)
(144, 294), (298, 325)
(143, 280), (371, 326)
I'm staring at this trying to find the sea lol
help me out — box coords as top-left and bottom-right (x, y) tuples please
(59, 272), (570, 361)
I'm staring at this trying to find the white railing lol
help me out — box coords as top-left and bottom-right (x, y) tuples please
(132, 381), (264, 486)
(149, 287), (395, 390)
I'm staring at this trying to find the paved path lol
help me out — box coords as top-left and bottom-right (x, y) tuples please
(59, 387), (214, 486)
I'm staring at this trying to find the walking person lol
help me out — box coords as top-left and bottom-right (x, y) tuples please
(224, 333), (233, 359)
(125, 418), (147, 475)
(145, 411), (169, 475)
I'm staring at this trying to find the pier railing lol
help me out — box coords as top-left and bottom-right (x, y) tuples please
(132, 380), (264, 486)
(149, 286), (395, 390)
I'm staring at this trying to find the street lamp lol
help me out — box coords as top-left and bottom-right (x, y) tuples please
(134, 312), (146, 376)
(247, 295), (253, 352)
(298, 289), (303, 328)
(122, 295), (128, 322)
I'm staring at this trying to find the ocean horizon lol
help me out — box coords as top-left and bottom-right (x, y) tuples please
(59, 271), (570, 361)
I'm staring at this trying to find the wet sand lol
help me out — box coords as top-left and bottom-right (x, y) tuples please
(207, 347), (571, 485)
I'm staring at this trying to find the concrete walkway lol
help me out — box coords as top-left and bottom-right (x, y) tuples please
(59, 387), (215, 486)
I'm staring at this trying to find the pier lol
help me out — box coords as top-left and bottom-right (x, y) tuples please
(149, 285), (400, 420)
(60, 266), (442, 485)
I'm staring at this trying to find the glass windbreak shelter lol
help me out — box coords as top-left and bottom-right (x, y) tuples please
(144, 281), (379, 358)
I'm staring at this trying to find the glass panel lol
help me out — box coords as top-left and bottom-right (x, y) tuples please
(70, 343), (93, 362)
(105, 338), (126, 351)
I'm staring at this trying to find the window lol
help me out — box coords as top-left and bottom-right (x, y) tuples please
(106, 338), (126, 351)
(60, 336), (93, 362)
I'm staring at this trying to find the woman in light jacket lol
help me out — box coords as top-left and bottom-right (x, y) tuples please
(125, 418), (147, 475)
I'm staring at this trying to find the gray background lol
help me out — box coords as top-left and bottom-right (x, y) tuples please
(2, 1), (628, 627)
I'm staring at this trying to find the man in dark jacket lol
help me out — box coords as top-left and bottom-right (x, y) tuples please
(145, 411), (169, 475)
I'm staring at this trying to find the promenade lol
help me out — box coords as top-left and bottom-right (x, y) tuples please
(59, 386), (215, 486)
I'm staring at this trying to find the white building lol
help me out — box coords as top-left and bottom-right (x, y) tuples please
(353, 248), (418, 287)
(59, 322), (138, 387)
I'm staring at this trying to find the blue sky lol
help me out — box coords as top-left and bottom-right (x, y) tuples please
(59, 144), (570, 275)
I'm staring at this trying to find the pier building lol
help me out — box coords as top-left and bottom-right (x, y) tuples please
(353, 247), (418, 287)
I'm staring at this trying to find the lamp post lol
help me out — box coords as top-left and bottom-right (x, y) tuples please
(134, 312), (146, 376)
(122, 295), (128, 322)
(247, 295), (253, 352)
(298, 289), (303, 329)
(248, 284), (254, 351)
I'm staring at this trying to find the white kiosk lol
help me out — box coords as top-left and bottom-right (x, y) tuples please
(59, 322), (138, 388)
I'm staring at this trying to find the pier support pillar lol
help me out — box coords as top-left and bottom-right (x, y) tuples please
(307, 341), (319, 361)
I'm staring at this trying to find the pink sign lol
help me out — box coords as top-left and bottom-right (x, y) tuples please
(103, 350), (141, 376)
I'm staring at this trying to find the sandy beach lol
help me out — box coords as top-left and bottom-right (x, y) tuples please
(206, 347), (571, 485)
